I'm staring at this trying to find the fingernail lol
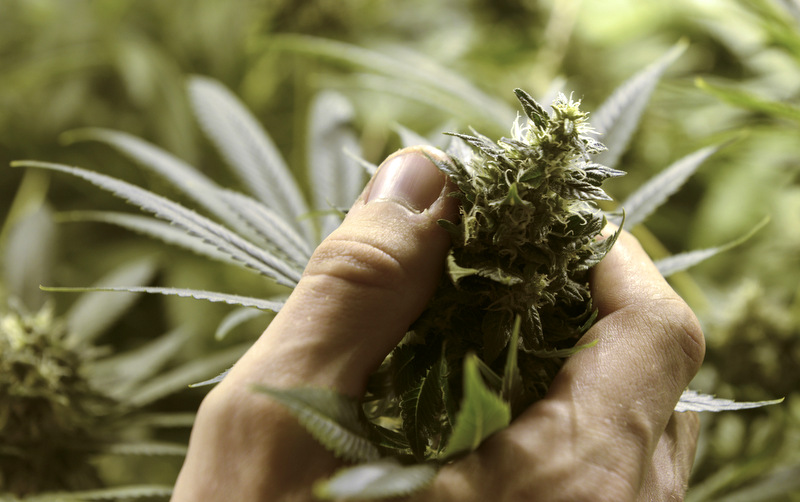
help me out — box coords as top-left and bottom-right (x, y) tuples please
(366, 150), (447, 212)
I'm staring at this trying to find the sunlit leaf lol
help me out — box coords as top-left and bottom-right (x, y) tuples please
(60, 128), (254, 237)
(59, 211), (238, 265)
(674, 390), (783, 412)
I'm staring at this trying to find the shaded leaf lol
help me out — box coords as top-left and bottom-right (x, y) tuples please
(441, 354), (511, 460)
(614, 145), (719, 228)
(45, 285), (283, 311)
(254, 386), (381, 463)
(655, 216), (770, 277)
(308, 90), (365, 239)
(400, 361), (443, 461)
(90, 327), (192, 399)
(215, 307), (270, 341)
(65, 257), (158, 345)
(674, 390), (783, 412)
(593, 41), (688, 168)
(528, 339), (599, 359)
(125, 343), (250, 407)
(697, 77), (800, 124)
(23, 485), (173, 501)
(314, 458), (438, 501)
(104, 442), (188, 456)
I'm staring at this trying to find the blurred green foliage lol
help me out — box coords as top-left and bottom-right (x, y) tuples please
(1, 0), (799, 499)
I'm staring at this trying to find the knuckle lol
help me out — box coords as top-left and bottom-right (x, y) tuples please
(304, 234), (409, 291)
(650, 297), (706, 373)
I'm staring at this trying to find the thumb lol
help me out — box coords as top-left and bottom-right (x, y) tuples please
(226, 146), (457, 396)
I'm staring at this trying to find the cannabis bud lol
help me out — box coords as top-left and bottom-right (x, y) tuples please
(366, 89), (624, 458)
(0, 302), (113, 496)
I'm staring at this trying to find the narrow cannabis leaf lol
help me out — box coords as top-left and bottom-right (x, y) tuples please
(253, 386), (381, 463)
(654, 216), (770, 277)
(592, 40), (688, 168)
(314, 459), (438, 501)
(615, 145), (720, 228)
(675, 390), (784, 412)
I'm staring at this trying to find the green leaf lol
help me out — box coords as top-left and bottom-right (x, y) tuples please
(393, 122), (434, 148)
(272, 34), (514, 129)
(675, 390), (783, 412)
(13, 160), (301, 286)
(2, 204), (56, 311)
(188, 367), (231, 388)
(514, 88), (549, 129)
(90, 327), (192, 399)
(308, 90), (365, 240)
(696, 77), (800, 124)
(188, 76), (313, 241)
(615, 145), (720, 228)
(23, 485), (173, 501)
(655, 216), (770, 277)
(65, 257), (158, 345)
(593, 40), (688, 168)
(314, 458), (438, 500)
(400, 361), (444, 461)
(215, 307), (270, 341)
(217, 189), (312, 267)
(502, 316), (524, 412)
(44, 285), (284, 312)
(253, 386), (381, 463)
(441, 354), (511, 460)
(104, 442), (188, 456)
(125, 343), (250, 407)
(59, 211), (240, 266)
(528, 339), (599, 359)
(60, 127), (254, 239)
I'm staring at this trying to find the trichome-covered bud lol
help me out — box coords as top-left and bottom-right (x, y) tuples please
(369, 90), (624, 458)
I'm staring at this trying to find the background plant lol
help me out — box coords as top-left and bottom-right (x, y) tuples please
(2, 0), (799, 499)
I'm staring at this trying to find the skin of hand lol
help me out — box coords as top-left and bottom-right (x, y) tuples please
(171, 146), (705, 502)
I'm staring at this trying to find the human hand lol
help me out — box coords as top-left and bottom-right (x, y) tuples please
(171, 146), (705, 502)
